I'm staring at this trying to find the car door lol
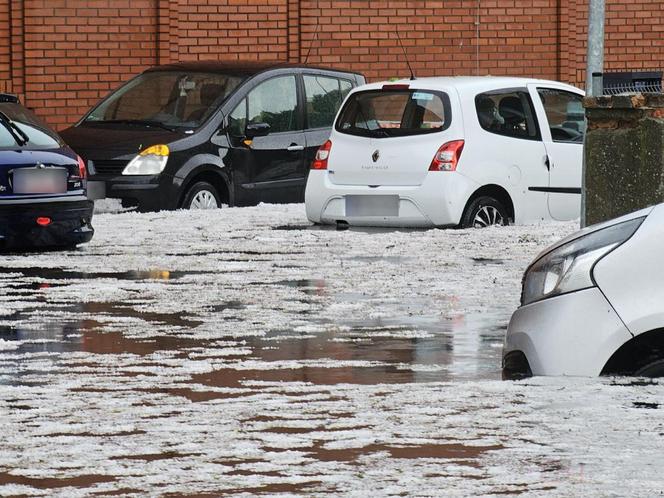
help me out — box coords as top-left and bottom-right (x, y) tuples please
(227, 74), (306, 204)
(469, 88), (550, 223)
(529, 85), (584, 221)
(302, 74), (354, 189)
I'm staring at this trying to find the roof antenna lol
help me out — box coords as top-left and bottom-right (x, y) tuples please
(303, 14), (321, 65)
(395, 30), (415, 80)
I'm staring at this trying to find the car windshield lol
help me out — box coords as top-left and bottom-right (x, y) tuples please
(336, 89), (451, 138)
(0, 102), (63, 149)
(84, 71), (244, 129)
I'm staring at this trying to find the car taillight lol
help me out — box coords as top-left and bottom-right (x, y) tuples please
(429, 140), (465, 172)
(311, 140), (332, 170)
(76, 155), (87, 179)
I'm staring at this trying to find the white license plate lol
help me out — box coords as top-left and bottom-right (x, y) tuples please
(13, 168), (67, 194)
(346, 195), (399, 217)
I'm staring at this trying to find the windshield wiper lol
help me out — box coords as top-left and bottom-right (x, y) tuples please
(0, 111), (29, 146)
(92, 119), (175, 132)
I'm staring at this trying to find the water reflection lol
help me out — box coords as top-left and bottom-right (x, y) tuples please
(0, 269), (510, 386)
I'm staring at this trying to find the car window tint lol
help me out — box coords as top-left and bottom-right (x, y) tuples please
(85, 71), (243, 129)
(336, 89), (451, 138)
(475, 90), (540, 140)
(303, 75), (352, 129)
(229, 98), (247, 137)
(537, 88), (585, 143)
(247, 76), (298, 133)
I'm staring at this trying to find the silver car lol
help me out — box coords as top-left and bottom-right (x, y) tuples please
(503, 203), (664, 377)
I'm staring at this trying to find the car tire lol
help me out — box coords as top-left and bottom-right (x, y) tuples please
(634, 358), (664, 377)
(181, 181), (221, 210)
(461, 196), (509, 228)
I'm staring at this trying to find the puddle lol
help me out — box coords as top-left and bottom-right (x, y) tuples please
(632, 401), (659, 409)
(271, 224), (433, 234)
(303, 441), (503, 463)
(191, 365), (424, 387)
(0, 267), (212, 281)
(472, 257), (504, 265)
(0, 472), (116, 489)
(272, 279), (327, 295)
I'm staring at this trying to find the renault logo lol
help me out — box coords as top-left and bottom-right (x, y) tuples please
(372, 150), (380, 163)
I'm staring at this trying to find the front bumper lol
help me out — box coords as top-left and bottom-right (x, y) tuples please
(0, 197), (94, 249)
(503, 287), (632, 377)
(90, 174), (173, 211)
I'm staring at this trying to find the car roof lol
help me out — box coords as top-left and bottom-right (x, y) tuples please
(354, 76), (584, 95)
(144, 60), (363, 78)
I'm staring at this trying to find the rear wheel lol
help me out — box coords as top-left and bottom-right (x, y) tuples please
(461, 196), (509, 228)
(181, 181), (221, 210)
(634, 359), (664, 377)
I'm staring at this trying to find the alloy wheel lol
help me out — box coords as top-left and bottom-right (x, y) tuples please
(473, 205), (504, 228)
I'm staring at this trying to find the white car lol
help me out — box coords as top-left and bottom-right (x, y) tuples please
(504, 204), (664, 378)
(305, 77), (585, 228)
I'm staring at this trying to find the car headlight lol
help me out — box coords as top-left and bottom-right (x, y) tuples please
(521, 217), (644, 306)
(122, 144), (169, 175)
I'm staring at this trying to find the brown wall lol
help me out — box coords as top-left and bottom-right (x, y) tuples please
(0, 0), (662, 129)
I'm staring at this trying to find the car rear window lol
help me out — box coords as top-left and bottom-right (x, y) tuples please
(0, 102), (62, 149)
(335, 89), (451, 138)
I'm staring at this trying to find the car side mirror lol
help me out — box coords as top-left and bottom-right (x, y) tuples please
(245, 122), (270, 139)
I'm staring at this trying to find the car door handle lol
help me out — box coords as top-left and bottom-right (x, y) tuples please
(287, 145), (305, 152)
(544, 155), (551, 171)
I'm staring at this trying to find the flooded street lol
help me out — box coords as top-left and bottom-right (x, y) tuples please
(1, 204), (663, 496)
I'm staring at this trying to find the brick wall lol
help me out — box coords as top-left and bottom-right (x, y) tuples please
(0, 0), (662, 129)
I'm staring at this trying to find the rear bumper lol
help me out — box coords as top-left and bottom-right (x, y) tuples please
(304, 170), (477, 227)
(0, 197), (94, 249)
(503, 287), (632, 377)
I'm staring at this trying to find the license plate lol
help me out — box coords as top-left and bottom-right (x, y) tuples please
(13, 167), (67, 194)
(346, 195), (399, 217)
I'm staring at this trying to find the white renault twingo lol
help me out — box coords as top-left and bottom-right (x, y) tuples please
(305, 77), (585, 228)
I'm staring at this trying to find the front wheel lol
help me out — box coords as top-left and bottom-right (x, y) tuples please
(460, 196), (509, 228)
(181, 181), (221, 210)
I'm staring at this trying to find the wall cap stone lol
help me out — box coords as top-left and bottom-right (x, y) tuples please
(584, 93), (664, 110)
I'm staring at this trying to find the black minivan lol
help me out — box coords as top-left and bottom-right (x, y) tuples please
(60, 62), (365, 211)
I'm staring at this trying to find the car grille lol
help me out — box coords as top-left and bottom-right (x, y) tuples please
(90, 160), (127, 177)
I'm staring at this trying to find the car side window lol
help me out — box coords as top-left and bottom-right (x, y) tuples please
(228, 98), (247, 137)
(303, 75), (354, 129)
(475, 90), (540, 140)
(247, 75), (299, 133)
(537, 88), (585, 143)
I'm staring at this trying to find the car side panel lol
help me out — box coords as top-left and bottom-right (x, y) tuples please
(593, 204), (664, 337)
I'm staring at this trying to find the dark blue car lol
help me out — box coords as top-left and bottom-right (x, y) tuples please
(0, 94), (94, 250)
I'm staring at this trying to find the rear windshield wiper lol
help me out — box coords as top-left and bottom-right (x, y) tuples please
(92, 119), (176, 132)
(0, 111), (29, 146)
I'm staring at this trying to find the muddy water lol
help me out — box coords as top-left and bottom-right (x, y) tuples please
(1, 270), (508, 384)
(0, 222), (564, 497)
(2, 210), (659, 496)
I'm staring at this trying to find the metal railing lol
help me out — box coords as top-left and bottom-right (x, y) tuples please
(603, 82), (663, 95)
